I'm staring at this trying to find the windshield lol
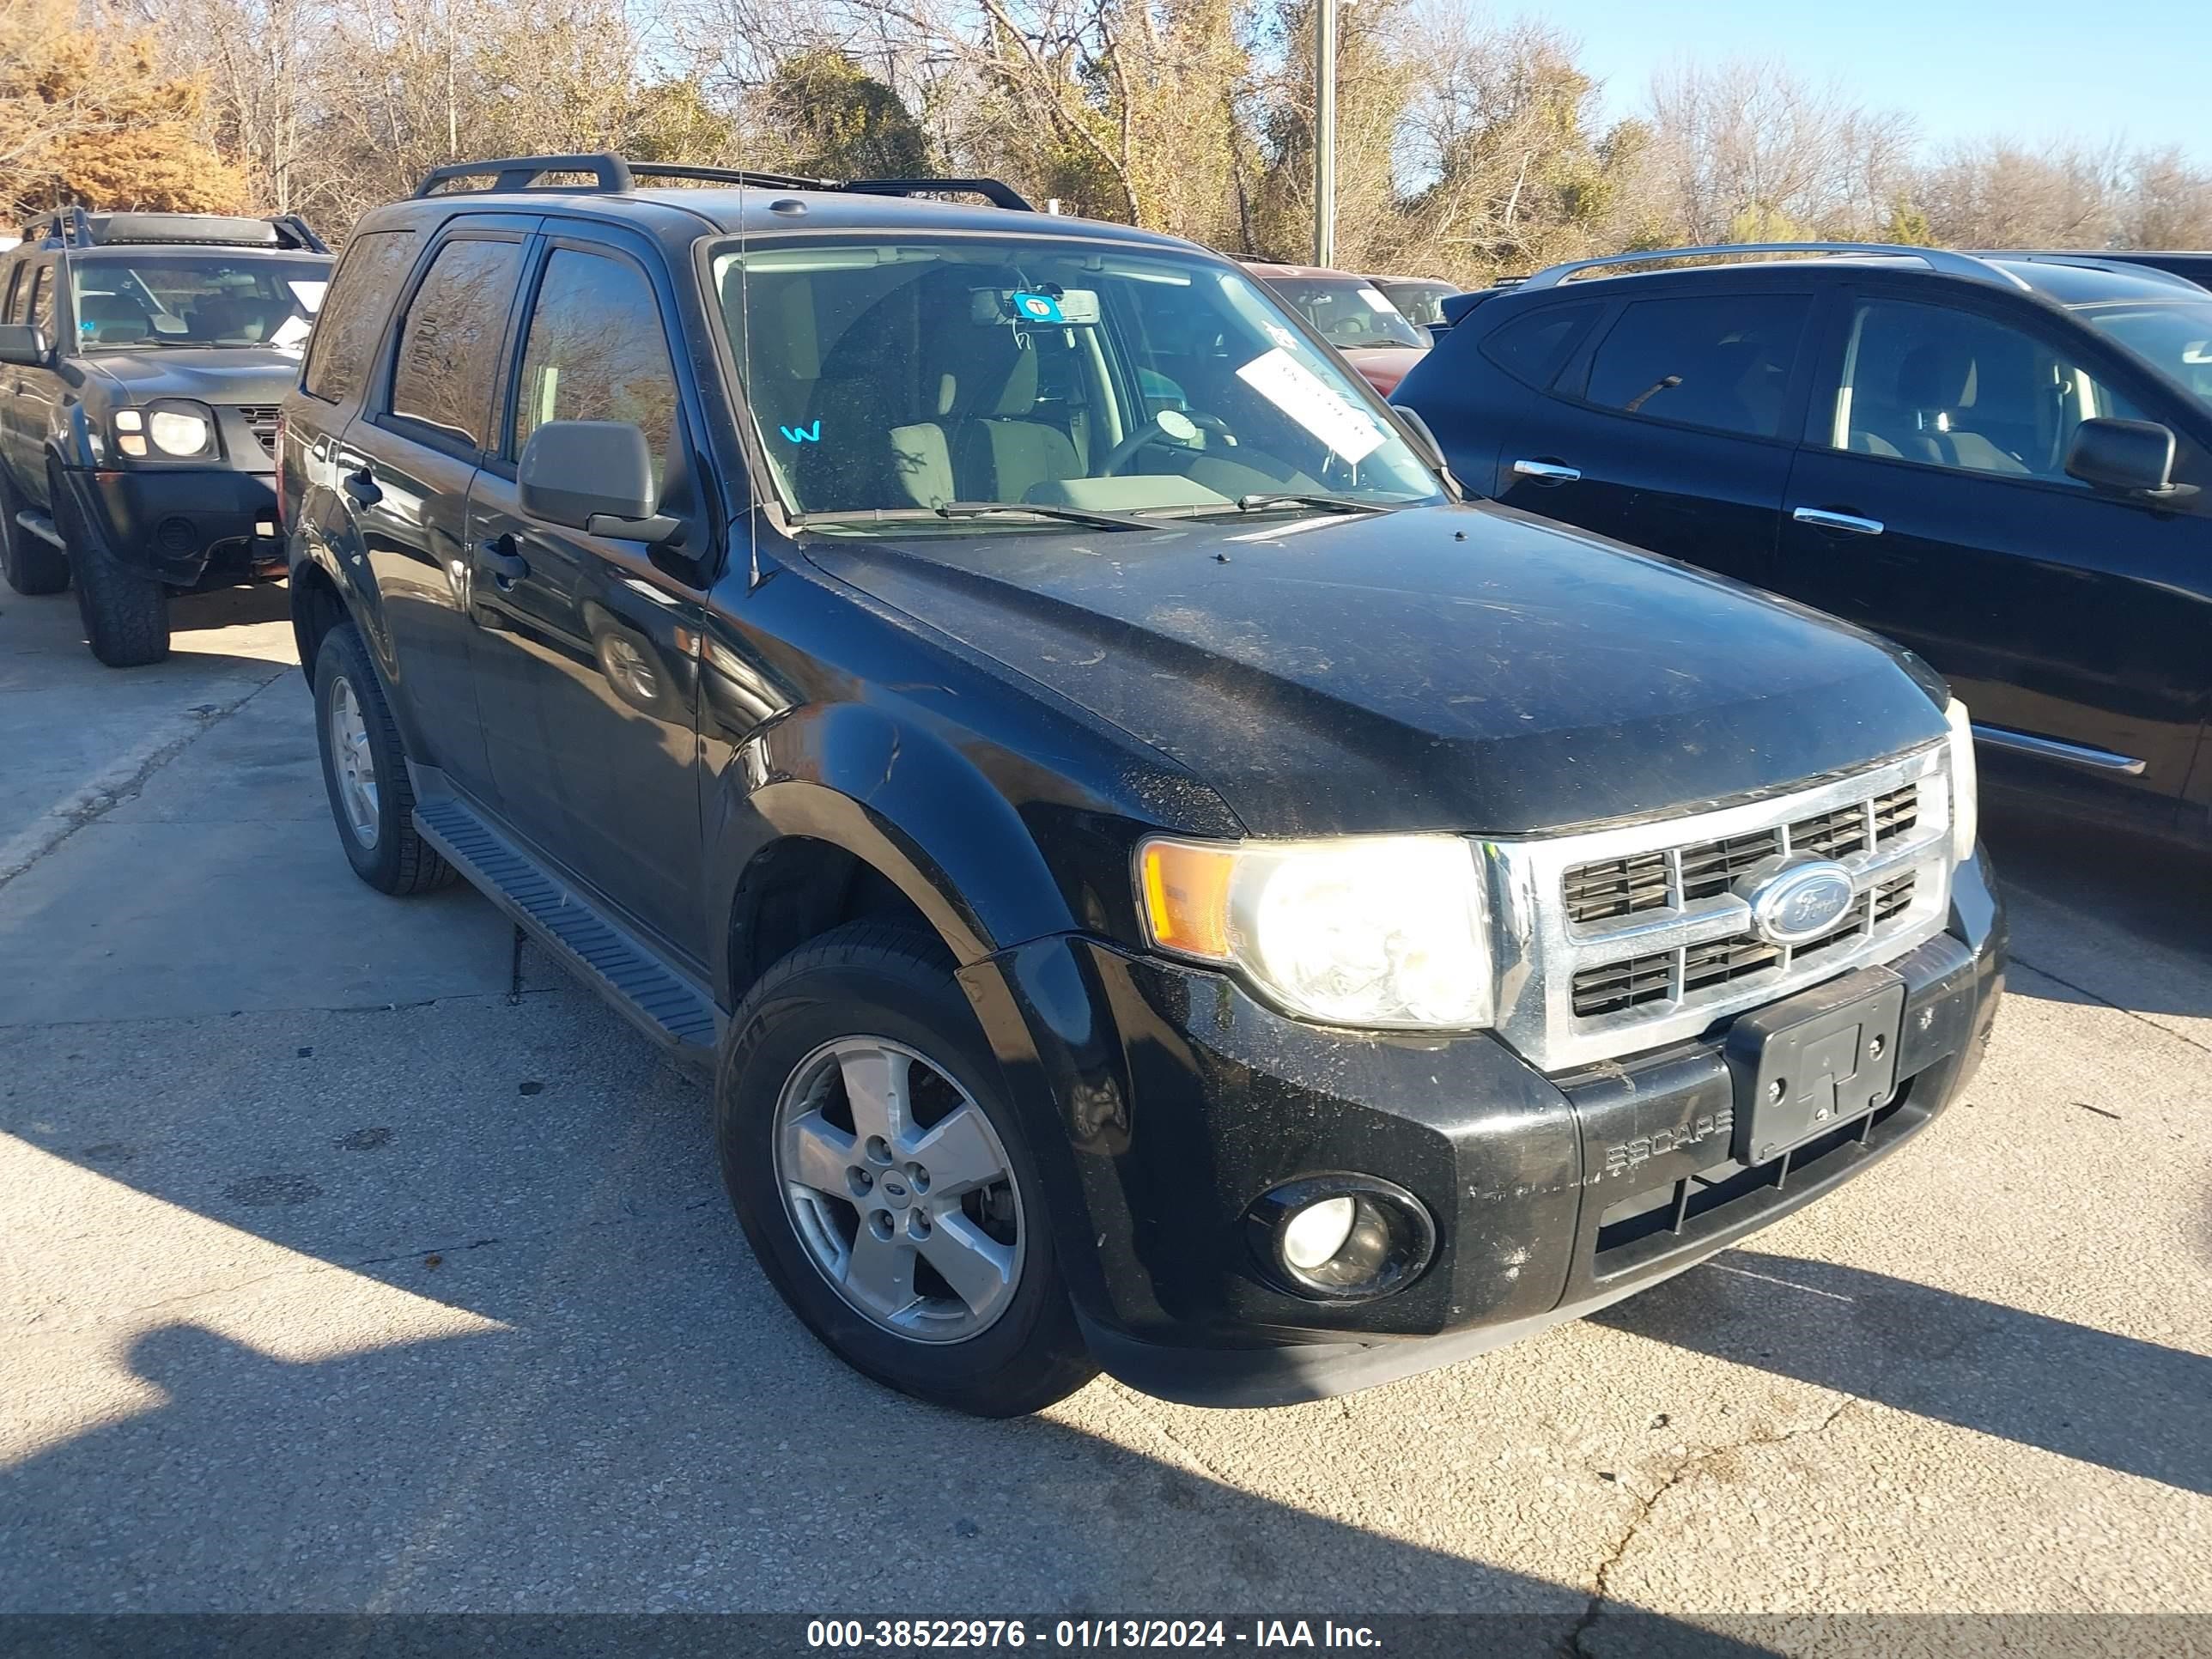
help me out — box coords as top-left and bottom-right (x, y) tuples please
(2078, 300), (2212, 410)
(69, 256), (329, 353)
(714, 239), (1443, 526)
(1375, 280), (1460, 329)
(1255, 274), (1426, 349)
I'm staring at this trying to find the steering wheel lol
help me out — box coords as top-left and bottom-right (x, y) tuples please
(1097, 409), (1203, 477)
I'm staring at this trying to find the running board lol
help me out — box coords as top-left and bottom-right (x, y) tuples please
(412, 796), (720, 1065)
(15, 510), (64, 549)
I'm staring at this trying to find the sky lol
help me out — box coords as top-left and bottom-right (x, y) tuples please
(1531, 0), (2212, 161)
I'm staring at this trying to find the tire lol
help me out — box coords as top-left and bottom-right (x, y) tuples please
(718, 921), (1098, 1417)
(312, 621), (457, 895)
(0, 468), (70, 596)
(56, 469), (168, 666)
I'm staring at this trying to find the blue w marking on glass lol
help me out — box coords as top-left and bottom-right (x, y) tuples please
(781, 421), (821, 444)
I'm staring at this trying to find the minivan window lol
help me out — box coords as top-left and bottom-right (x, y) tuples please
(714, 240), (1443, 526)
(306, 229), (420, 402)
(1481, 301), (1602, 391)
(1824, 298), (2146, 481)
(388, 238), (524, 450)
(1584, 294), (1810, 438)
(512, 248), (679, 483)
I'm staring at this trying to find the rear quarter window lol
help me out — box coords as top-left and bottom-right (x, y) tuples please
(304, 229), (421, 403)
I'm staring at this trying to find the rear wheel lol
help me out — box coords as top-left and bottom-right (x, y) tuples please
(312, 621), (455, 894)
(718, 921), (1097, 1417)
(56, 468), (168, 666)
(0, 469), (70, 596)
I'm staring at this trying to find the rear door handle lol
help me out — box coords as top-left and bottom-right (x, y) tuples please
(479, 537), (530, 587)
(1792, 507), (1884, 537)
(341, 466), (382, 507)
(1511, 459), (1580, 483)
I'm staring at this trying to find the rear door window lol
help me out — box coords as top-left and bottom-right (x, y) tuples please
(1583, 294), (1811, 439)
(304, 228), (419, 402)
(1480, 301), (1602, 391)
(386, 237), (525, 451)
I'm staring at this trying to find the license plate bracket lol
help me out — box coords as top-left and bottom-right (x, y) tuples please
(1723, 965), (1906, 1165)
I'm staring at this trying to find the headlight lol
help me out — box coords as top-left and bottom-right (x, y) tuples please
(1137, 835), (1492, 1029)
(143, 401), (217, 459)
(1944, 698), (1978, 862)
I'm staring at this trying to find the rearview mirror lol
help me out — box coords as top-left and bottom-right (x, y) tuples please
(0, 324), (52, 368)
(2065, 417), (2179, 496)
(517, 420), (680, 544)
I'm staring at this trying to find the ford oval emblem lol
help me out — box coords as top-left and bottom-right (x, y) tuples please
(1746, 861), (1858, 945)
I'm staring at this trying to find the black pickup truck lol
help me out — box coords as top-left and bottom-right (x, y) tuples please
(0, 209), (331, 665)
(282, 155), (2005, 1416)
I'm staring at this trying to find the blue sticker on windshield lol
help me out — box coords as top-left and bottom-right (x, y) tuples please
(1010, 291), (1064, 324)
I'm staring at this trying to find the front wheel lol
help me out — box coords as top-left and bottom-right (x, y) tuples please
(56, 472), (167, 666)
(718, 921), (1097, 1417)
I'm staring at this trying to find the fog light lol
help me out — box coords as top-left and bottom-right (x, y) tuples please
(1281, 1195), (1357, 1271)
(1247, 1175), (1436, 1302)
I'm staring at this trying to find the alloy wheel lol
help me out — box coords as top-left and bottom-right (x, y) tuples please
(328, 676), (380, 848)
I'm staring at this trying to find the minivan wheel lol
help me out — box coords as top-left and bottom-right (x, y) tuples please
(0, 470), (70, 596)
(718, 921), (1098, 1417)
(312, 622), (456, 895)
(56, 471), (167, 666)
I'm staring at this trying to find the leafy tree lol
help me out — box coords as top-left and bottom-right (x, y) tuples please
(757, 50), (933, 180)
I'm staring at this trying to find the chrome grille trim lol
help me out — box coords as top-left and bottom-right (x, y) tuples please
(1481, 744), (1954, 1072)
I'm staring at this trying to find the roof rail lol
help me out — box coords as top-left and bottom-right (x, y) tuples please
(1515, 242), (2032, 293)
(25, 206), (96, 248)
(24, 208), (327, 252)
(1972, 250), (2206, 289)
(410, 153), (1035, 212)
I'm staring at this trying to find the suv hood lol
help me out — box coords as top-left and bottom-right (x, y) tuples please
(805, 502), (1950, 838)
(82, 349), (301, 404)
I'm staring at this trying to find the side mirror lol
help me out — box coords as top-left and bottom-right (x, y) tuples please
(2065, 417), (2183, 497)
(0, 324), (52, 368)
(517, 419), (682, 544)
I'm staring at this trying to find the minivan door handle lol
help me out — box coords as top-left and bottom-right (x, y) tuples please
(1792, 507), (1884, 537)
(1511, 459), (1580, 484)
(341, 466), (382, 507)
(478, 536), (530, 587)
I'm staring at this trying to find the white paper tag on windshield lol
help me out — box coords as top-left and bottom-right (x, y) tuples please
(288, 280), (329, 313)
(1357, 286), (1389, 309)
(1235, 347), (1386, 463)
(268, 314), (313, 353)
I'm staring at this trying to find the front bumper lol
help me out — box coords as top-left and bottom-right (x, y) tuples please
(963, 851), (2005, 1407)
(65, 465), (283, 586)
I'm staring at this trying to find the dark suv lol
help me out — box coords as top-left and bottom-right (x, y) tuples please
(1394, 241), (2212, 847)
(283, 159), (2003, 1416)
(0, 209), (332, 665)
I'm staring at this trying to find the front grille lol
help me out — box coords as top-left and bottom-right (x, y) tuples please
(234, 404), (280, 455)
(1498, 746), (1954, 1071)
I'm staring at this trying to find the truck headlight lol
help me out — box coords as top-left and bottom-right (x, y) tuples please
(1944, 698), (1978, 863)
(144, 400), (217, 459)
(1137, 835), (1492, 1030)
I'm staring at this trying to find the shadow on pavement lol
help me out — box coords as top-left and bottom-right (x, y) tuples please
(170, 580), (295, 635)
(1595, 1249), (2210, 1498)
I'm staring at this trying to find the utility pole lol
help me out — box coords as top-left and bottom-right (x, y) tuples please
(1313, 0), (1337, 267)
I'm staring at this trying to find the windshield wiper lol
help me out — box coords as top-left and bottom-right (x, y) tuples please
(933, 501), (1151, 531)
(1231, 493), (1398, 516)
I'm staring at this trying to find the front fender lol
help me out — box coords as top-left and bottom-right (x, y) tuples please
(709, 701), (1078, 992)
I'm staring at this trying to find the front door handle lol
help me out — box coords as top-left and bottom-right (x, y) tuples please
(1511, 459), (1580, 484)
(479, 536), (530, 587)
(1792, 507), (1884, 537)
(341, 466), (382, 507)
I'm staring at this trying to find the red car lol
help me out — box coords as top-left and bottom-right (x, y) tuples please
(1241, 260), (1430, 395)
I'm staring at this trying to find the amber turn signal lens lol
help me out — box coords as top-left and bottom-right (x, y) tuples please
(1139, 839), (1237, 961)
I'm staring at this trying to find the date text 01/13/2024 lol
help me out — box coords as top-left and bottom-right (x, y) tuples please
(805, 1620), (1383, 1649)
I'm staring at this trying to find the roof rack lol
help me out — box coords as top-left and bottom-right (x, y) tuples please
(1972, 250), (2206, 289)
(24, 207), (327, 252)
(410, 153), (1035, 211)
(1515, 241), (2033, 294)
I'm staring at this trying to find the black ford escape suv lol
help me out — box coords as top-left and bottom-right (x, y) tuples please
(1395, 242), (2212, 848)
(283, 157), (2004, 1416)
(0, 208), (332, 665)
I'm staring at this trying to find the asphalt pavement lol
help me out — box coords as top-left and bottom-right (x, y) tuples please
(0, 579), (2206, 1645)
